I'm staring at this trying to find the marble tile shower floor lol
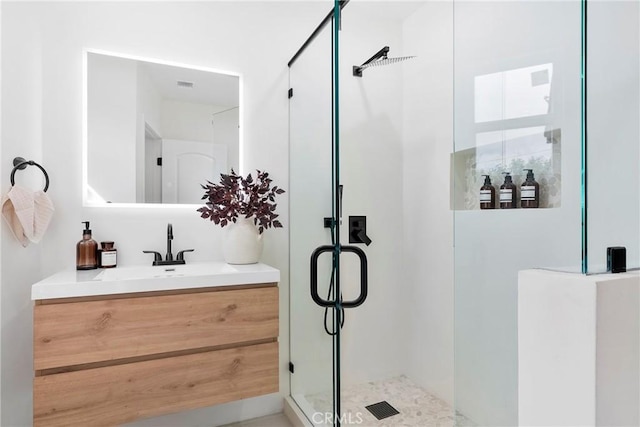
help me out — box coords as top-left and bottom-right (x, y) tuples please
(305, 375), (474, 427)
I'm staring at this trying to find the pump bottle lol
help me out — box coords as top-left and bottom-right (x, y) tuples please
(479, 175), (496, 209)
(77, 221), (98, 270)
(521, 169), (540, 208)
(499, 172), (517, 209)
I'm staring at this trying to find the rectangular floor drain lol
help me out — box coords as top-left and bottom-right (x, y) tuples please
(365, 401), (400, 420)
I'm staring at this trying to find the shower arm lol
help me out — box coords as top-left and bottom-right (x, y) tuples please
(353, 46), (389, 77)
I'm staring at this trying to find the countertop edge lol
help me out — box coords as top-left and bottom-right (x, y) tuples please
(32, 263), (281, 301)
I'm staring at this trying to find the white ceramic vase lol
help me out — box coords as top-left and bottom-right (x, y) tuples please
(223, 217), (264, 264)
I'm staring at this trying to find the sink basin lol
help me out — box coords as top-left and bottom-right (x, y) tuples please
(32, 261), (280, 300)
(93, 263), (238, 281)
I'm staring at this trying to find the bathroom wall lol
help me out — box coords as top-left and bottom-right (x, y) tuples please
(401, 1), (454, 404)
(0, 1), (328, 425)
(452, 2), (583, 424)
(0, 1), (4, 421)
(338, 3), (406, 389)
(1, 8), (46, 425)
(587, 0), (640, 272)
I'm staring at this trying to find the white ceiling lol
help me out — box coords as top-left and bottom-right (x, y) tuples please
(140, 60), (239, 108)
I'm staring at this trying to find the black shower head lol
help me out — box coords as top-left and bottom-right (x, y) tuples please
(353, 46), (415, 77)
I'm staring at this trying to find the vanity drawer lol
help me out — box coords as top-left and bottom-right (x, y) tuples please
(34, 341), (279, 427)
(34, 285), (278, 370)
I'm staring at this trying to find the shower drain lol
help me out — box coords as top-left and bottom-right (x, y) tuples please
(365, 401), (400, 420)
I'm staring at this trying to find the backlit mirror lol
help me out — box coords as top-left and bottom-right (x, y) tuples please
(85, 51), (240, 205)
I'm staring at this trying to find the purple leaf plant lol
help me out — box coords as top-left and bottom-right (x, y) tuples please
(198, 169), (285, 234)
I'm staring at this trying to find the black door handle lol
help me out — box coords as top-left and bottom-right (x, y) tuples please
(310, 245), (368, 309)
(340, 245), (368, 308)
(310, 245), (336, 307)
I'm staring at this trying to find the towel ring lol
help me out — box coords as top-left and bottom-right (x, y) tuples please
(10, 157), (50, 192)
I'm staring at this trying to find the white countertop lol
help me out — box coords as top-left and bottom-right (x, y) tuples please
(32, 262), (280, 300)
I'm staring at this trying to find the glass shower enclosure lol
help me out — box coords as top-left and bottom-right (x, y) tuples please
(289, 0), (638, 425)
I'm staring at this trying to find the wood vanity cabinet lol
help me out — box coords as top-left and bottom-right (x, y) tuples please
(32, 283), (279, 426)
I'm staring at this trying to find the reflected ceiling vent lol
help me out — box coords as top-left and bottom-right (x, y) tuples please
(177, 80), (194, 88)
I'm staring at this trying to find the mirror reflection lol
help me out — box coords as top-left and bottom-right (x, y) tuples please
(86, 51), (240, 204)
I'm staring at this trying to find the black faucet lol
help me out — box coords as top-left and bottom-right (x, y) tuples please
(144, 223), (194, 266)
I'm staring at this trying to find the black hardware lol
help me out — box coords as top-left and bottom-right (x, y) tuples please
(607, 246), (626, 273)
(288, 88), (293, 99)
(177, 249), (194, 261)
(289, 362), (295, 374)
(338, 184), (344, 222)
(365, 401), (400, 420)
(310, 244), (368, 309)
(310, 245), (337, 307)
(340, 245), (368, 308)
(157, 157), (162, 166)
(143, 223), (194, 266)
(143, 251), (162, 262)
(324, 217), (333, 228)
(349, 216), (372, 246)
(10, 157), (50, 192)
(150, 259), (185, 266)
(287, 0), (350, 67)
(167, 223), (174, 261)
(353, 46), (389, 77)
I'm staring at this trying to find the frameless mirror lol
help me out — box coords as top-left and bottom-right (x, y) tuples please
(85, 51), (240, 205)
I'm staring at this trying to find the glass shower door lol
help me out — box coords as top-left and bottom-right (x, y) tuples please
(288, 5), (339, 425)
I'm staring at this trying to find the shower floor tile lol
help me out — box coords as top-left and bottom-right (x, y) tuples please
(305, 375), (474, 427)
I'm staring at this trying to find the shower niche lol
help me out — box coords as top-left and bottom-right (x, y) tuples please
(452, 128), (562, 210)
(453, 60), (563, 211)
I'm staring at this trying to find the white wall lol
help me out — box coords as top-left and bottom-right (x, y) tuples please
(518, 270), (640, 426)
(0, 1), (4, 421)
(337, 2), (406, 388)
(587, 0), (640, 272)
(1, 7), (45, 426)
(401, 1), (454, 405)
(453, 2), (583, 425)
(0, 1), (328, 426)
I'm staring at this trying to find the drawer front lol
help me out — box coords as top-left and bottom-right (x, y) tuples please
(34, 341), (279, 427)
(34, 286), (278, 370)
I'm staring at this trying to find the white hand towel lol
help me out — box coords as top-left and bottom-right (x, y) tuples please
(31, 190), (54, 243)
(1, 185), (54, 247)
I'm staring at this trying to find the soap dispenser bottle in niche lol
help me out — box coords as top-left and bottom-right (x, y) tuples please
(77, 221), (98, 270)
(480, 175), (496, 210)
(499, 172), (517, 209)
(521, 169), (540, 208)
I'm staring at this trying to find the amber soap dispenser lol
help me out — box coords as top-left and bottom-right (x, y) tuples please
(480, 175), (496, 209)
(77, 221), (98, 270)
(499, 172), (517, 209)
(521, 168), (540, 208)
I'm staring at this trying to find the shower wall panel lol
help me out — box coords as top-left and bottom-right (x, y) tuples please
(453, 2), (583, 424)
(586, 1), (640, 273)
